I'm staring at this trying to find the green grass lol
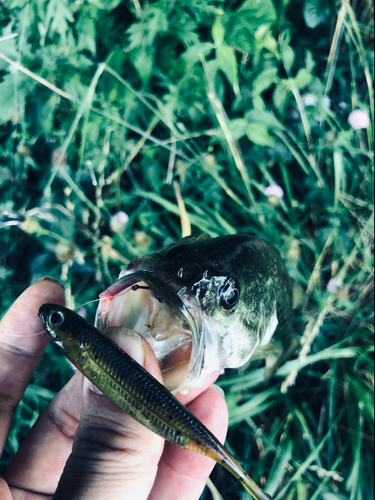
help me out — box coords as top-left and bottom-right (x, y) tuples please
(0, 0), (374, 498)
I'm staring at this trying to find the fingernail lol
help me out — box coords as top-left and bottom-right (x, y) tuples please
(36, 276), (65, 290)
(210, 384), (225, 399)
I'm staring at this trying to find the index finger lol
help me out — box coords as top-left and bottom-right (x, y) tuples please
(0, 278), (65, 454)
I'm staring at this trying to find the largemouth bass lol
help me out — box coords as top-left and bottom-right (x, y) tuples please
(39, 304), (272, 500)
(96, 234), (297, 394)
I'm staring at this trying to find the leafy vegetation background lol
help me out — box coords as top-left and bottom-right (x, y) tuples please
(0, 0), (373, 498)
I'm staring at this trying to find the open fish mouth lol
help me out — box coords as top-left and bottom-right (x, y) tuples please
(95, 271), (205, 394)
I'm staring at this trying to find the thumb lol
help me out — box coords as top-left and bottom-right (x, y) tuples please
(54, 329), (165, 500)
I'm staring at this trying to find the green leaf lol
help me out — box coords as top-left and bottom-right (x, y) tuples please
(253, 67), (278, 94)
(256, 26), (278, 55)
(281, 45), (295, 72)
(213, 118), (248, 141)
(132, 49), (153, 85)
(46, 0), (75, 41)
(266, 442), (294, 496)
(222, 0), (277, 53)
(229, 388), (279, 424)
(216, 43), (239, 94)
(228, 118), (248, 141)
(305, 50), (315, 72)
(238, 0), (277, 19)
(127, 7), (168, 49)
(176, 28), (199, 46)
(170, 10), (199, 46)
(245, 109), (284, 130)
(212, 16), (225, 47)
(295, 68), (313, 88)
(246, 123), (275, 146)
(276, 347), (360, 377)
(134, 190), (221, 236)
(182, 42), (215, 63)
(77, 15), (96, 56)
(303, 0), (330, 29)
(100, 0), (123, 9)
(0, 24), (18, 60)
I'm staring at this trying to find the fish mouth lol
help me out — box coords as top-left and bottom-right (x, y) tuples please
(95, 271), (205, 394)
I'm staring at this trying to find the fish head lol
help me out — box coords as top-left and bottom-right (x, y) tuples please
(96, 235), (290, 394)
(39, 303), (85, 353)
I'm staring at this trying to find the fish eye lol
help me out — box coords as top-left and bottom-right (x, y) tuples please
(220, 284), (240, 310)
(49, 311), (64, 327)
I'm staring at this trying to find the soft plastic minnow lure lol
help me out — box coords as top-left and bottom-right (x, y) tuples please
(39, 303), (272, 500)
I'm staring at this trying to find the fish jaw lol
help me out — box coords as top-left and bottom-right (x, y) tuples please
(95, 270), (280, 396)
(95, 276), (207, 394)
(95, 271), (248, 395)
(95, 271), (208, 394)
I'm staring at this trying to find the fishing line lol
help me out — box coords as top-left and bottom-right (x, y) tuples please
(73, 284), (142, 313)
(1, 285), (137, 339)
(73, 297), (101, 311)
(72, 288), (128, 312)
(0, 299), (101, 339)
(0, 329), (47, 338)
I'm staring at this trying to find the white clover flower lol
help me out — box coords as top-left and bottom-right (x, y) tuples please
(327, 278), (343, 294)
(265, 185), (284, 198)
(321, 96), (331, 108)
(303, 94), (317, 107)
(348, 109), (370, 129)
(265, 185), (284, 207)
(111, 211), (129, 233)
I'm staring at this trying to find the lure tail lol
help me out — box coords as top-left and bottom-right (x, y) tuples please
(240, 476), (273, 500)
(201, 444), (273, 500)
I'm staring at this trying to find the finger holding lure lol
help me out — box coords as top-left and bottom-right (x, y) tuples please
(39, 303), (273, 500)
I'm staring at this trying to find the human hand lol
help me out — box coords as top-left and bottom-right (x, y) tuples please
(0, 279), (228, 500)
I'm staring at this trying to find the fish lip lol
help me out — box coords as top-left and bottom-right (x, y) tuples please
(98, 271), (194, 322)
(96, 271), (205, 393)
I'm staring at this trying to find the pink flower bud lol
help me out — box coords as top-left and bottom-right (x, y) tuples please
(265, 185), (284, 198)
(111, 211), (129, 233)
(327, 278), (343, 293)
(348, 110), (370, 130)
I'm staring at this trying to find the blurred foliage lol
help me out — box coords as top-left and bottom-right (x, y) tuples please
(0, 0), (374, 498)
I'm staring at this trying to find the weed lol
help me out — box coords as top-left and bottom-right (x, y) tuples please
(0, 0), (373, 498)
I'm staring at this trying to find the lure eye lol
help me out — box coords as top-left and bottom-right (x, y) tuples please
(220, 283), (240, 310)
(49, 311), (64, 327)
